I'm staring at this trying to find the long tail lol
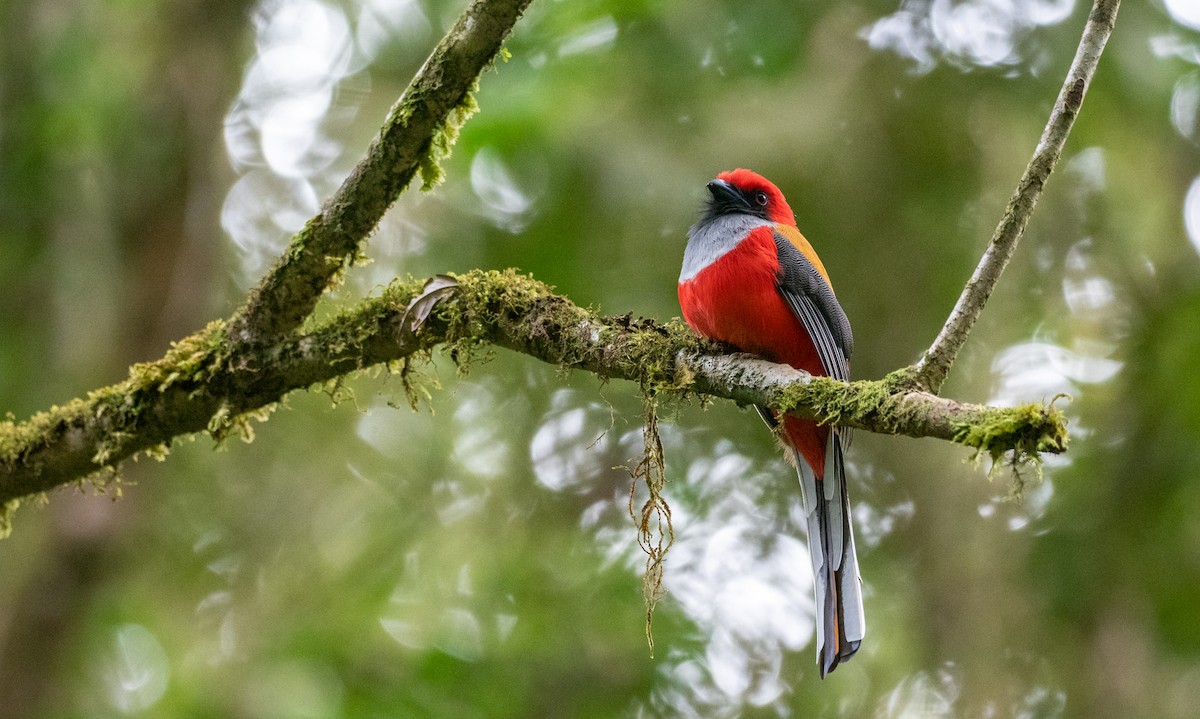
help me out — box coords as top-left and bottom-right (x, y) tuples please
(793, 426), (865, 677)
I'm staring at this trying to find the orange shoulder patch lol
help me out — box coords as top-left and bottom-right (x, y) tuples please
(775, 223), (833, 290)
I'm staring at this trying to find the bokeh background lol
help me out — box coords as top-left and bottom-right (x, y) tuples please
(2, 0), (1199, 716)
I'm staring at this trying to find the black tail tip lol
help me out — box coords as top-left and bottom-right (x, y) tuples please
(818, 640), (862, 679)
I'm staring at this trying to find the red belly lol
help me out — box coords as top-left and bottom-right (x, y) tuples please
(678, 227), (829, 474)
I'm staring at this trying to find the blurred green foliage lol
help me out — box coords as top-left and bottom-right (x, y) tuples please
(2, 0), (1200, 717)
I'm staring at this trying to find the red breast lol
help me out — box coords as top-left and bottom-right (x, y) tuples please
(679, 225), (824, 376)
(678, 171), (835, 473)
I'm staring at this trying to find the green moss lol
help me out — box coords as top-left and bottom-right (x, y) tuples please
(128, 319), (227, 392)
(22, 321), (230, 476)
(82, 466), (122, 499)
(443, 268), (572, 366)
(0, 499), (18, 539)
(621, 318), (710, 391)
(139, 443), (170, 462)
(411, 269), (710, 398)
(776, 376), (895, 429)
(952, 400), (1069, 496)
(0, 398), (88, 468)
(419, 79), (480, 191)
(773, 371), (1069, 498)
(208, 403), (277, 446)
(0, 317), (256, 510)
(881, 365), (924, 393)
(953, 401), (1069, 459)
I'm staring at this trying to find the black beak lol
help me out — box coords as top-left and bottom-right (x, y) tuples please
(706, 179), (751, 215)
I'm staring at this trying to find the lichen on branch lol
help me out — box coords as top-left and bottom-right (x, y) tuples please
(0, 268), (1069, 520)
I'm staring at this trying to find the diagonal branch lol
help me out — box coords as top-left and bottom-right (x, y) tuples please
(911, 0), (1120, 394)
(0, 270), (1067, 509)
(225, 0), (533, 345)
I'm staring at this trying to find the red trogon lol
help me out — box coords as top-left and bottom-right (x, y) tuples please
(678, 168), (865, 677)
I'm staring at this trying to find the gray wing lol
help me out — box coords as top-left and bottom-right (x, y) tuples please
(771, 232), (852, 382)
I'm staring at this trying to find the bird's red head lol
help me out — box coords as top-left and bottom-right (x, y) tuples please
(710, 168), (796, 226)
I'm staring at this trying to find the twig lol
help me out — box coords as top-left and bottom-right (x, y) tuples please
(912, 0), (1120, 394)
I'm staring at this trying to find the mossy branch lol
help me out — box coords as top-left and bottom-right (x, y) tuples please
(911, 0), (1120, 394)
(0, 0), (1101, 530)
(224, 0), (532, 344)
(0, 269), (1067, 511)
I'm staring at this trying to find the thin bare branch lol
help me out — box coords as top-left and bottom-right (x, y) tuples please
(912, 0), (1120, 394)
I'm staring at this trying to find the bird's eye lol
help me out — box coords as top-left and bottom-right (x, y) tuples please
(754, 191), (769, 206)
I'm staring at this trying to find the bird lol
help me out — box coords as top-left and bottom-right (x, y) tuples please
(677, 168), (864, 677)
